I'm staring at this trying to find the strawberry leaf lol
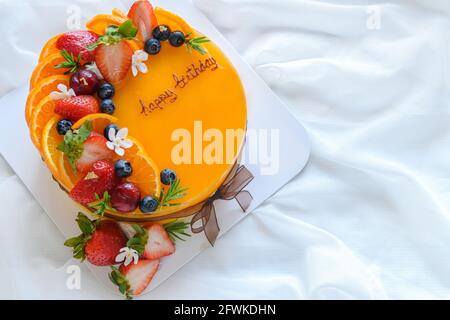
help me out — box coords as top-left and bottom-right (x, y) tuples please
(64, 212), (97, 262)
(109, 266), (132, 300)
(126, 224), (148, 256)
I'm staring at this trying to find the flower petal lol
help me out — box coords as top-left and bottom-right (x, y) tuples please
(108, 128), (116, 142)
(57, 83), (68, 92)
(115, 252), (127, 263)
(120, 139), (134, 149)
(124, 255), (133, 267)
(117, 128), (128, 139)
(106, 141), (115, 151)
(115, 147), (125, 156)
(132, 65), (138, 77)
(137, 62), (148, 74)
(49, 92), (62, 101)
(67, 88), (76, 97)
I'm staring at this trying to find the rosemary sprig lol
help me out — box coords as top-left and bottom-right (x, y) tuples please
(158, 179), (188, 208)
(54, 49), (81, 74)
(185, 33), (210, 55)
(164, 220), (191, 242)
(87, 191), (113, 217)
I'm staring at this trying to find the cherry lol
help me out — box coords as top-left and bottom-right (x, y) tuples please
(70, 69), (99, 95)
(110, 182), (141, 213)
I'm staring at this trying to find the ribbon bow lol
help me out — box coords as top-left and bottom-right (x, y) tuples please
(190, 164), (254, 246)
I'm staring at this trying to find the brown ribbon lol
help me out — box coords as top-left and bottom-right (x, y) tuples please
(189, 163), (254, 246)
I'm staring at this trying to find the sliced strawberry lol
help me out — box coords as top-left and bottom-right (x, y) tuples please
(54, 96), (100, 121)
(143, 224), (175, 260)
(127, 0), (158, 42)
(56, 31), (99, 62)
(76, 133), (114, 173)
(95, 42), (132, 84)
(85, 220), (127, 266)
(69, 160), (120, 205)
(119, 259), (159, 295)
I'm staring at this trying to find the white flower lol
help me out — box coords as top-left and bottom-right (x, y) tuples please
(85, 62), (104, 79)
(49, 84), (76, 100)
(131, 50), (149, 77)
(115, 247), (139, 266)
(106, 127), (133, 156)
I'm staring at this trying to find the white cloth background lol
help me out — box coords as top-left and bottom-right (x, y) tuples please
(1, 0), (450, 299)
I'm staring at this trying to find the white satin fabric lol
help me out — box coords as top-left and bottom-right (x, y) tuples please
(1, 0), (450, 299)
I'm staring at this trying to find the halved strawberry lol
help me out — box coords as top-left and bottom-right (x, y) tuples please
(119, 259), (159, 296)
(69, 159), (120, 205)
(127, 0), (158, 42)
(76, 133), (114, 173)
(95, 42), (133, 84)
(54, 96), (100, 121)
(56, 31), (99, 62)
(143, 224), (175, 260)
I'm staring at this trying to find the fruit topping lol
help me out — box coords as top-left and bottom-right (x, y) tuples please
(143, 223), (175, 260)
(127, 0), (159, 42)
(56, 119), (73, 135)
(64, 213), (127, 266)
(100, 99), (116, 115)
(152, 25), (171, 41)
(97, 82), (115, 100)
(70, 69), (100, 95)
(144, 38), (161, 55)
(160, 168), (176, 185)
(104, 123), (119, 140)
(110, 182), (141, 213)
(115, 159), (133, 178)
(168, 31), (185, 47)
(69, 159), (120, 205)
(54, 49), (82, 74)
(57, 121), (93, 171)
(110, 259), (159, 298)
(95, 41), (133, 84)
(139, 196), (158, 213)
(106, 127), (133, 156)
(54, 95), (100, 121)
(76, 132), (115, 173)
(56, 31), (99, 62)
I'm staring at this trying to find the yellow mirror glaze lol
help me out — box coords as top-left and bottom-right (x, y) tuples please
(112, 9), (247, 214)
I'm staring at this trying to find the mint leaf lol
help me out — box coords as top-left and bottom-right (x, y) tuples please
(58, 121), (92, 172)
(87, 20), (137, 51)
(118, 20), (138, 38)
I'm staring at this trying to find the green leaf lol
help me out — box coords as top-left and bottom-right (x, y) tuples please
(58, 121), (92, 173)
(164, 220), (191, 242)
(88, 191), (114, 216)
(64, 234), (84, 247)
(54, 49), (81, 74)
(87, 20), (137, 51)
(186, 35), (211, 55)
(158, 179), (188, 208)
(109, 266), (132, 300)
(126, 224), (148, 255)
(118, 20), (138, 38)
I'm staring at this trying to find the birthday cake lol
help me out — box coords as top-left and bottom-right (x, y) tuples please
(25, 1), (249, 298)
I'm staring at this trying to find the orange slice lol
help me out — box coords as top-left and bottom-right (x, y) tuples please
(86, 14), (127, 35)
(41, 116), (70, 189)
(30, 97), (56, 150)
(125, 136), (161, 198)
(112, 8), (127, 19)
(25, 75), (69, 126)
(30, 52), (66, 90)
(154, 7), (192, 35)
(38, 34), (62, 62)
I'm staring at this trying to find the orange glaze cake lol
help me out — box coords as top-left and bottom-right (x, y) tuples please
(25, 0), (247, 298)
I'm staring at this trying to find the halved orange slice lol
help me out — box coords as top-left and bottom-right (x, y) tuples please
(38, 34), (62, 62)
(25, 75), (69, 126)
(30, 52), (66, 90)
(41, 116), (70, 190)
(30, 97), (56, 150)
(112, 8), (127, 19)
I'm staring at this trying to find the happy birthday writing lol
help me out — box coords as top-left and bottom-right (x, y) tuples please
(140, 57), (219, 116)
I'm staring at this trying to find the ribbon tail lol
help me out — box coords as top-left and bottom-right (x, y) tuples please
(235, 190), (253, 212)
(204, 204), (220, 246)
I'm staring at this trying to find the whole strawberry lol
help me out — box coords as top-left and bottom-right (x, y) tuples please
(54, 95), (100, 121)
(70, 159), (120, 205)
(56, 31), (99, 62)
(64, 213), (127, 266)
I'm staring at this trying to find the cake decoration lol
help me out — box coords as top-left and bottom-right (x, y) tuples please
(26, 0), (253, 298)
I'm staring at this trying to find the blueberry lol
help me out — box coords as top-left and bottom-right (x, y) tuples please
(100, 99), (115, 114)
(56, 119), (73, 135)
(97, 83), (115, 99)
(168, 31), (185, 47)
(152, 25), (171, 41)
(114, 160), (133, 178)
(104, 123), (119, 140)
(139, 196), (159, 213)
(144, 38), (161, 55)
(160, 168), (177, 185)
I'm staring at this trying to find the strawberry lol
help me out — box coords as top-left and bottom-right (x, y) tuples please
(69, 159), (120, 205)
(95, 42), (132, 84)
(76, 133), (114, 173)
(56, 31), (99, 62)
(54, 95), (100, 121)
(117, 259), (159, 296)
(64, 214), (127, 266)
(143, 224), (175, 260)
(128, 0), (159, 42)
